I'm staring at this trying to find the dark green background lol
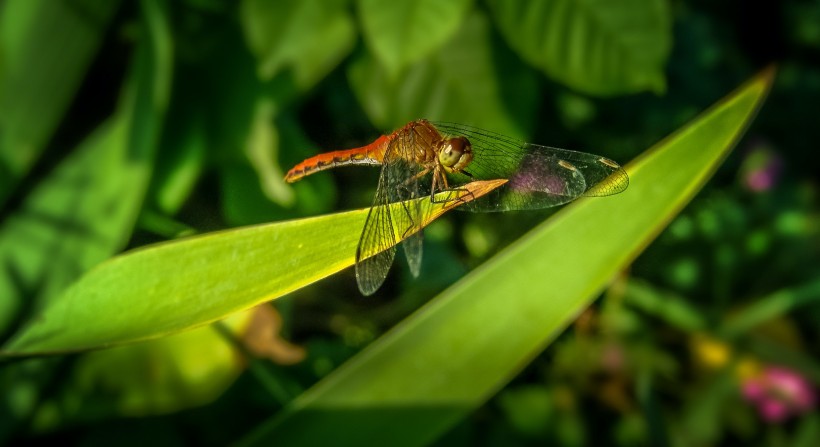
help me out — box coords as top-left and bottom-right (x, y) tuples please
(1, 0), (818, 445)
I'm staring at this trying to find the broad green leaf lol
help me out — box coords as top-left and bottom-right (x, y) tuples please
(356, 0), (472, 78)
(348, 10), (538, 139)
(239, 68), (774, 446)
(0, 0), (172, 335)
(240, 0), (356, 88)
(487, 0), (671, 96)
(0, 0), (120, 204)
(0, 180), (505, 355)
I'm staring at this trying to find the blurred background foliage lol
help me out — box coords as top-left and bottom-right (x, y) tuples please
(0, 0), (818, 445)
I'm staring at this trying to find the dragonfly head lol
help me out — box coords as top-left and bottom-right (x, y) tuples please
(438, 136), (473, 174)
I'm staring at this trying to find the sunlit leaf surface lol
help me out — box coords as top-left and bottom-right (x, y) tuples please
(1, 180), (505, 355)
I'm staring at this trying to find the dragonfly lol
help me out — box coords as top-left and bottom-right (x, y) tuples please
(285, 119), (629, 295)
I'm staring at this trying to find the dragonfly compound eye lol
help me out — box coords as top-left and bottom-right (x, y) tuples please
(439, 137), (473, 173)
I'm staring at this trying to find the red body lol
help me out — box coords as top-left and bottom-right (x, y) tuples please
(284, 120), (447, 183)
(284, 135), (390, 183)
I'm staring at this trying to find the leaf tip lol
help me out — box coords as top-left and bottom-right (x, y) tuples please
(757, 64), (778, 86)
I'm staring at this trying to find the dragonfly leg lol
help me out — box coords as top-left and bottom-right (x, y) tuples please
(396, 167), (433, 240)
(429, 166), (441, 202)
(429, 167), (475, 205)
(399, 199), (419, 239)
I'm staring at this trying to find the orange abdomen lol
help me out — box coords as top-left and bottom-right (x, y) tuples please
(285, 135), (390, 183)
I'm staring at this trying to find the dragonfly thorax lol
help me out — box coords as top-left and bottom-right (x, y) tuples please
(437, 136), (473, 174)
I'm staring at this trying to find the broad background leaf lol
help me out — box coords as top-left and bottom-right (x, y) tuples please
(487, 0), (671, 96)
(356, 0), (472, 78)
(0, 0), (120, 205)
(0, 0), (172, 337)
(0, 0), (171, 440)
(239, 69), (774, 446)
(240, 0), (356, 88)
(348, 11), (538, 138)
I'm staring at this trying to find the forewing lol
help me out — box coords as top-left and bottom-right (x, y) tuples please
(355, 130), (426, 295)
(524, 144), (629, 197)
(355, 164), (397, 295)
(434, 122), (628, 212)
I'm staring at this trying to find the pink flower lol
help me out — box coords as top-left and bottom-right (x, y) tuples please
(739, 143), (783, 192)
(741, 366), (816, 422)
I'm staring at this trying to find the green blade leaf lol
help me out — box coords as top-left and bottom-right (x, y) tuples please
(356, 0), (472, 78)
(487, 0), (671, 96)
(0, 180), (505, 355)
(239, 68), (774, 447)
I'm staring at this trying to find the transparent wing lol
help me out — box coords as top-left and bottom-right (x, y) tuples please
(355, 130), (425, 295)
(355, 172), (395, 295)
(401, 169), (424, 279)
(434, 122), (629, 212)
